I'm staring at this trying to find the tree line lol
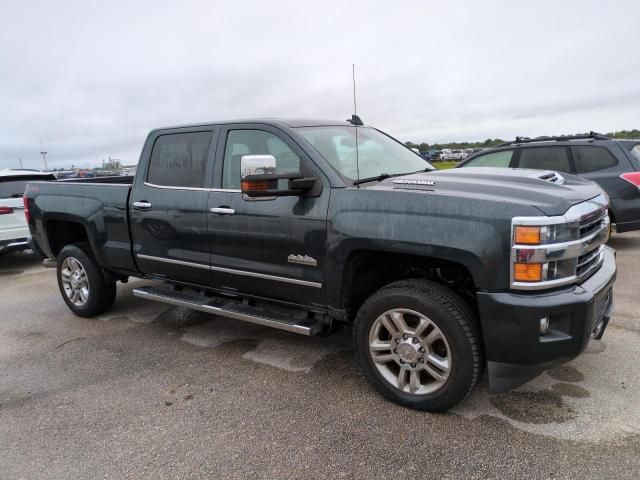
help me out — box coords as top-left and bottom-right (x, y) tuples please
(405, 129), (640, 152)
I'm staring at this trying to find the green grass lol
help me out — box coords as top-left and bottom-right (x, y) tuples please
(434, 161), (458, 170)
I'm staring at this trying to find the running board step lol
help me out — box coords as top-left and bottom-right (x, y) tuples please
(132, 286), (324, 336)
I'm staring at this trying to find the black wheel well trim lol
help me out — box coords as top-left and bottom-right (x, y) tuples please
(338, 249), (479, 323)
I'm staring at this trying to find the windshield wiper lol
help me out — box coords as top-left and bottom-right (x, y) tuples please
(353, 173), (393, 185)
(353, 168), (436, 185)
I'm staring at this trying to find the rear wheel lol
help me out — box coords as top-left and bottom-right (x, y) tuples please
(353, 279), (482, 412)
(56, 243), (116, 317)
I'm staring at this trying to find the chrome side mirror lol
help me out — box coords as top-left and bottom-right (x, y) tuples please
(240, 154), (315, 198)
(240, 155), (277, 178)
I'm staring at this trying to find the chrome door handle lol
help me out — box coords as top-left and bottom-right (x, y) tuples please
(210, 207), (235, 215)
(133, 201), (152, 209)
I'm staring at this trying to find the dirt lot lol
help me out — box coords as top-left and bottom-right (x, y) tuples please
(1, 233), (639, 479)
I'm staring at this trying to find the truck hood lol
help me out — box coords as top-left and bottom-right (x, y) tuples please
(367, 167), (604, 216)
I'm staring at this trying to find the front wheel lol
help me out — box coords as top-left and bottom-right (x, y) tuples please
(56, 243), (117, 317)
(353, 279), (482, 412)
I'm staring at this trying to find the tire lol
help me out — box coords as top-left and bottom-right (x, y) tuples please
(56, 242), (117, 317)
(607, 209), (615, 239)
(353, 279), (482, 412)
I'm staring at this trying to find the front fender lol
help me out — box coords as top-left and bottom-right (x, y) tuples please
(325, 188), (540, 309)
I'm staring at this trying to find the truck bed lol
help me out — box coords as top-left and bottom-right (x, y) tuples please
(26, 177), (137, 276)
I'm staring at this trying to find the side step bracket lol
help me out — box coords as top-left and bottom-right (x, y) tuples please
(133, 285), (324, 336)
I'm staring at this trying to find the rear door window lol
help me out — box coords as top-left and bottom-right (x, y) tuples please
(147, 131), (213, 188)
(517, 147), (572, 173)
(462, 150), (514, 167)
(572, 146), (618, 173)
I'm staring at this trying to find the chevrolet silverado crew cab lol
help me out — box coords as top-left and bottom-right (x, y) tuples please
(25, 119), (616, 412)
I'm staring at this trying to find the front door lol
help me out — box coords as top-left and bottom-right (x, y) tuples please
(207, 124), (329, 307)
(129, 127), (218, 287)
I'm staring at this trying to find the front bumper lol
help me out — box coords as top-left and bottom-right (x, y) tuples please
(477, 246), (616, 393)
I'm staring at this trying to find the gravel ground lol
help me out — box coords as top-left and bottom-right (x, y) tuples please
(1, 233), (639, 479)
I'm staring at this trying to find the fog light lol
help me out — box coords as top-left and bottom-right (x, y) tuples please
(539, 317), (550, 335)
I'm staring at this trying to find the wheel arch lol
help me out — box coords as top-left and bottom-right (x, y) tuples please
(338, 248), (479, 323)
(43, 214), (106, 265)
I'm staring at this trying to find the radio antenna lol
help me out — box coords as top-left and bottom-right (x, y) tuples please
(352, 64), (360, 188)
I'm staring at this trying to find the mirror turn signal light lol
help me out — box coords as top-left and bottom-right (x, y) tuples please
(241, 180), (269, 192)
(514, 263), (543, 282)
(514, 226), (541, 245)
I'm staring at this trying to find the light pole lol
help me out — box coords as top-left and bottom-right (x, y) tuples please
(40, 151), (48, 171)
(18, 158), (23, 169)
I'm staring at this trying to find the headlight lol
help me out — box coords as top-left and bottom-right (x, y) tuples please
(510, 194), (610, 290)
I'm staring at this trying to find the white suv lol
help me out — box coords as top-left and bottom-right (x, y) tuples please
(1, 169), (56, 254)
(440, 149), (467, 161)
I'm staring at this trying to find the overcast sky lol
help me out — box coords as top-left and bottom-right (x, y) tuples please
(1, 0), (638, 170)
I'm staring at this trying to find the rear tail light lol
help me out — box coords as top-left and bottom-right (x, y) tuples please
(23, 196), (31, 223)
(0, 206), (14, 215)
(620, 172), (640, 188)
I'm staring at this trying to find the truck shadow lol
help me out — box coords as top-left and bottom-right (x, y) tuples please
(94, 283), (638, 442)
(0, 250), (43, 275)
(608, 231), (640, 251)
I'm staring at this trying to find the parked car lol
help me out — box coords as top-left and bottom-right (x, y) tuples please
(458, 132), (640, 233)
(441, 149), (466, 161)
(418, 149), (439, 161)
(0, 169), (56, 254)
(439, 148), (452, 160)
(25, 119), (615, 411)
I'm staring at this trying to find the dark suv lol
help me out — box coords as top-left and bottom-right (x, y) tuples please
(458, 133), (640, 233)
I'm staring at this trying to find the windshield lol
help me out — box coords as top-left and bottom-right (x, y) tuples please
(297, 126), (434, 181)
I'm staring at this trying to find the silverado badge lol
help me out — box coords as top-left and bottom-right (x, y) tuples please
(287, 254), (318, 267)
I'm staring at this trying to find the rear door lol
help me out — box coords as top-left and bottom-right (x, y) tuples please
(571, 144), (638, 225)
(206, 124), (329, 306)
(129, 127), (218, 287)
(514, 146), (574, 173)
(571, 145), (621, 185)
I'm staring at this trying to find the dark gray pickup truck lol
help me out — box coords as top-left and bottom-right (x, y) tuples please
(25, 119), (616, 411)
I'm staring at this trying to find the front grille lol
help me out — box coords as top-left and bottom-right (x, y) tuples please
(579, 209), (607, 239)
(575, 208), (608, 281)
(576, 245), (604, 277)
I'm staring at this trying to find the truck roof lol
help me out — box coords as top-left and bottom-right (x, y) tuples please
(151, 118), (355, 133)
